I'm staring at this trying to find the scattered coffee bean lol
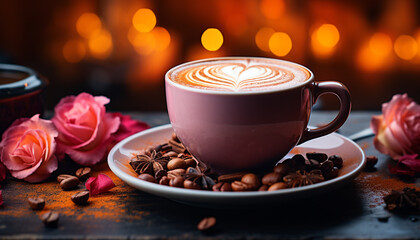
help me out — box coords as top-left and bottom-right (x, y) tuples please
(185, 158), (197, 168)
(169, 176), (184, 188)
(168, 139), (186, 153)
(320, 160), (334, 174)
(159, 176), (170, 186)
(57, 174), (74, 183)
(71, 191), (90, 205)
(324, 167), (339, 180)
(60, 176), (80, 190)
(304, 159), (320, 172)
(167, 158), (187, 170)
(154, 169), (167, 181)
(262, 172), (282, 185)
(184, 180), (201, 190)
(328, 155), (343, 169)
(273, 163), (289, 176)
(241, 173), (260, 190)
(306, 152), (328, 163)
(171, 132), (180, 142)
(365, 156), (378, 169)
(163, 151), (178, 158)
(41, 211), (59, 228)
(231, 181), (251, 191)
(217, 172), (246, 183)
(75, 167), (91, 181)
(197, 217), (216, 232)
(28, 197), (45, 210)
(138, 173), (157, 183)
(258, 185), (269, 191)
(167, 169), (186, 178)
(268, 182), (288, 191)
(212, 182), (232, 192)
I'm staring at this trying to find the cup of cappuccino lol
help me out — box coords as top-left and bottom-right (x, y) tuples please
(165, 57), (351, 174)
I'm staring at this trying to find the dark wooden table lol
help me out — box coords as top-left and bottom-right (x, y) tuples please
(1, 111), (419, 239)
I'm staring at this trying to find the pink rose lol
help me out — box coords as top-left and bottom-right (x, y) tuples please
(371, 94), (420, 160)
(52, 93), (120, 165)
(111, 112), (150, 143)
(0, 115), (58, 183)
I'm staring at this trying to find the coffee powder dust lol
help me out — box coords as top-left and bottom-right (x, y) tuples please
(0, 162), (148, 222)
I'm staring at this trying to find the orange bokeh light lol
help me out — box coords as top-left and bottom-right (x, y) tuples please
(268, 32), (292, 56)
(311, 24), (340, 58)
(255, 27), (275, 52)
(260, 0), (285, 20)
(394, 35), (418, 60)
(76, 13), (102, 39)
(132, 32), (156, 55)
(369, 33), (392, 58)
(63, 39), (86, 63)
(88, 29), (113, 59)
(201, 28), (224, 51)
(132, 8), (156, 33)
(152, 27), (171, 52)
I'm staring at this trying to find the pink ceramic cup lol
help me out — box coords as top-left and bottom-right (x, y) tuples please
(165, 57), (351, 174)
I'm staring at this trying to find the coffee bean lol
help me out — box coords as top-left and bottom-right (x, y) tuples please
(145, 146), (155, 155)
(154, 169), (167, 181)
(197, 217), (216, 232)
(258, 185), (269, 191)
(262, 172), (282, 185)
(138, 173), (157, 183)
(217, 172), (246, 183)
(167, 158), (187, 170)
(167, 169), (186, 178)
(159, 176), (170, 185)
(365, 156), (378, 169)
(273, 163), (289, 176)
(57, 174), (74, 183)
(28, 197), (45, 210)
(169, 176), (184, 188)
(40, 211), (59, 228)
(268, 182), (288, 191)
(184, 180), (201, 190)
(291, 154), (306, 169)
(231, 181), (251, 191)
(171, 132), (180, 142)
(306, 152), (328, 162)
(71, 191), (90, 205)
(60, 176), (80, 190)
(320, 160), (334, 174)
(212, 182), (232, 192)
(328, 155), (343, 169)
(163, 151), (178, 158)
(241, 173), (260, 190)
(324, 166), (339, 180)
(185, 158), (197, 168)
(75, 167), (91, 180)
(304, 159), (320, 172)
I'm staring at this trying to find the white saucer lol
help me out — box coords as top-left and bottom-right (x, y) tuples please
(108, 124), (366, 208)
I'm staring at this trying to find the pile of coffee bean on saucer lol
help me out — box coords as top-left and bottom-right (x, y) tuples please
(129, 133), (344, 192)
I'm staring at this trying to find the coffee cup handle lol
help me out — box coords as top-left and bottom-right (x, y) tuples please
(298, 81), (351, 144)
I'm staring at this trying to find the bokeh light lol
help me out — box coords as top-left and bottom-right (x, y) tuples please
(132, 32), (156, 55)
(88, 29), (113, 59)
(201, 28), (224, 51)
(255, 27), (275, 52)
(76, 13), (102, 39)
(369, 33), (393, 58)
(260, 0), (285, 20)
(394, 35), (418, 60)
(316, 24), (340, 48)
(268, 32), (292, 56)
(152, 27), (171, 52)
(62, 39), (86, 63)
(128, 26), (171, 55)
(132, 8), (156, 33)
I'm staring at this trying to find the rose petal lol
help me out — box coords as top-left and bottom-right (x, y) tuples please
(399, 154), (420, 172)
(85, 174), (116, 196)
(112, 112), (150, 142)
(0, 190), (3, 207)
(0, 162), (6, 182)
(388, 163), (416, 176)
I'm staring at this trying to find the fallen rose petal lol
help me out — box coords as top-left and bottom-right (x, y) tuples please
(399, 154), (420, 173)
(0, 162), (6, 183)
(85, 174), (116, 195)
(0, 190), (3, 207)
(111, 112), (150, 142)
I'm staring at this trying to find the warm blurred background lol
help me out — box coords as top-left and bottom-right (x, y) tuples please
(1, 0), (420, 111)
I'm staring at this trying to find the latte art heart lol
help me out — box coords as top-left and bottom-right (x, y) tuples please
(169, 59), (310, 92)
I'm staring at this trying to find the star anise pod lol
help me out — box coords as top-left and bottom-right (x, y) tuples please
(182, 166), (216, 190)
(130, 150), (169, 176)
(384, 187), (420, 211)
(283, 169), (325, 188)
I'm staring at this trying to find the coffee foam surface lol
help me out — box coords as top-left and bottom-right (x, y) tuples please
(169, 59), (310, 92)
